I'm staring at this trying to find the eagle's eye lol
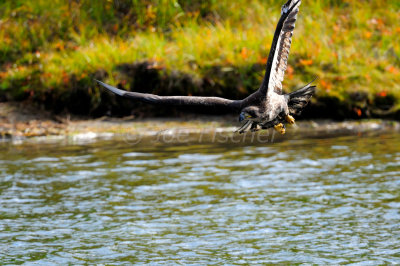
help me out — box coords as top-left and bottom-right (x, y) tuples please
(248, 109), (259, 118)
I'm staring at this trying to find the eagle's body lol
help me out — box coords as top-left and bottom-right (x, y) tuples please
(96, 0), (315, 134)
(265, 93), (289, 122)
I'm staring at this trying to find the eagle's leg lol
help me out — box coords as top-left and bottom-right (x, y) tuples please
(273, 123), (286, 135)
(236, 120), (252, 134)
(285, 114), (295, 125)
(250, 123), (261, 132)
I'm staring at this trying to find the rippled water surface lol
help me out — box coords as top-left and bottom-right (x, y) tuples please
(1, 131), (400, 264)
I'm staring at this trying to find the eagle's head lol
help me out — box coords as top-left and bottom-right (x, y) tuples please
(239, 106), (263, 122)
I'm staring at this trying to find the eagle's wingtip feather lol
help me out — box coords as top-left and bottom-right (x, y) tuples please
(94, 79), (126, 96)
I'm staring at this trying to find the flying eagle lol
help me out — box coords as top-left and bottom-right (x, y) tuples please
(96, 0), (315, 134)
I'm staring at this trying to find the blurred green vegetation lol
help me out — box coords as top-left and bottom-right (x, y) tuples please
(0, 0), (399, 118)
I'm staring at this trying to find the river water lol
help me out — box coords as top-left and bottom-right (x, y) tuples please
(1, 130), (400, 264)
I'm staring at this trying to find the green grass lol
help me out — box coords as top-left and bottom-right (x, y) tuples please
(0, 0), (399, 117)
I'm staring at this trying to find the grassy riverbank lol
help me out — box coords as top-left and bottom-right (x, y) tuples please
(1, 0), (399, 118)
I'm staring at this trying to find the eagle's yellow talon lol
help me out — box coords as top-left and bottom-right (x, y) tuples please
(285, 114), (295, 125)
(274, 123), (286, 135)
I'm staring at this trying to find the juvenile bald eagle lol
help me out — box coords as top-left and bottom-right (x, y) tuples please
(96, 0), (315, 134)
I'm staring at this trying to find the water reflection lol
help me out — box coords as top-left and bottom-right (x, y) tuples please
(0, 132), (400, 264)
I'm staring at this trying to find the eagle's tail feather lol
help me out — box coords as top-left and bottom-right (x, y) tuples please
(285, 80), (316, 115)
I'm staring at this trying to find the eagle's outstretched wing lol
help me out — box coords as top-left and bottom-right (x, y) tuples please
(258, 0), (301, 97)
(95, 80), (242, 111)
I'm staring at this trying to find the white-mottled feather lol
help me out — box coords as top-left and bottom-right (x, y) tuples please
(267, 0), (301, 96)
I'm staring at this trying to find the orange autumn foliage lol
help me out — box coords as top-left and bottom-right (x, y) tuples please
(55, 43), (64, 51)
(259, 56), (267, 65)
(320, 79), (332, 91)
(377, 91), (387, 97)
(386, 65), (399, 75)
(240, 47), (249, 59)
(299, 59), (313, 66)
(354, 107), (362, 117)
(286, 65), (294, 79)
(364, 31), (372, 39)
